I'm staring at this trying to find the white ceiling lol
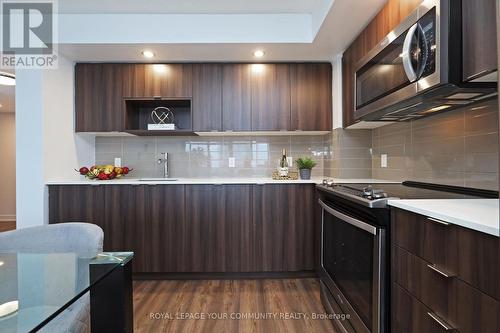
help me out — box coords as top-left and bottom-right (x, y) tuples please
(59, 0), (386, 61)
(58, 0), (322, 14)
(1, 0), (387, 113)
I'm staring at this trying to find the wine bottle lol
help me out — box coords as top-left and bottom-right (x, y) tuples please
(279, 149), (289, 176)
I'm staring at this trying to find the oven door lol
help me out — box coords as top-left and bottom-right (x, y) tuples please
(319, 199), (386, 333)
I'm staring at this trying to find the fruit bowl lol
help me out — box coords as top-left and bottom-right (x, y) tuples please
(76, 165), (133, 180)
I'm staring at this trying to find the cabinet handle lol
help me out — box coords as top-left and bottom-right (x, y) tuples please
(427, 217), (450, 226)
(427, 264), (455, 278)
(427, 312), (455, 331)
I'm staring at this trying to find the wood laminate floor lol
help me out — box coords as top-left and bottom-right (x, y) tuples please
(133, 279), (336, 333)
(0, 221), (15, 232)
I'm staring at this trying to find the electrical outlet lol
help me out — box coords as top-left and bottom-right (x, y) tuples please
(228, 157), (235, 168)
(114, 158), (122, 167)
(286, 156), (293, 167)
(381, 154), (388, 168)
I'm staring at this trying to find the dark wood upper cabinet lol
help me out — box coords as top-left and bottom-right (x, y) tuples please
(222, 64), (252, 131)
(123, 64), (193, 98)
(76, 62), (331, 132)
(462, 0), (498, 81)
(192, 64), (222, 131)
(290, 63), (332, 131)
(251, 64), (291, 131)
(75, 63), (125, 132)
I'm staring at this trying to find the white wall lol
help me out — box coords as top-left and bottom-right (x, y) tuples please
(43, 56), (94, 181)
(16, 55), (94, 229)
(0, 113), (16, 221)
(331, 54), (343, 129)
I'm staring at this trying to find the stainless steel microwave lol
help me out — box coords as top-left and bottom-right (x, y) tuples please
(354, 0), (497, 122)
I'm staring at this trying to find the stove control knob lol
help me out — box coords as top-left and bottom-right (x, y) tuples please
(372, 189), (387, 199)
(362, 186), (373, 197)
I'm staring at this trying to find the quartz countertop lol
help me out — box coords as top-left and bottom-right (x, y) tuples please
(388, 199), (499, 237)
(45, 177), (400, 186)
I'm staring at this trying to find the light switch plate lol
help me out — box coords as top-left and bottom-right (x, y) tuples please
(286, 156), (293, 167)
(381, 154), (388, 168)
(114, 158), (122, 167)
(228, 157), (235, 168)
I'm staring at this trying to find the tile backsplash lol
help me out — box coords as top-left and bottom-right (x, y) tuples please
(96, 135), (328, 178)
(324, 129), (373, 179)
(95, 98), (499, 190)
(372, 99), (499, 190)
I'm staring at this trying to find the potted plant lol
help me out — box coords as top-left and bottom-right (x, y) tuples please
(296, 157), (317, 180)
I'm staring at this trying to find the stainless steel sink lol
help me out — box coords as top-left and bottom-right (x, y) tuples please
(139, 178), (179, 182)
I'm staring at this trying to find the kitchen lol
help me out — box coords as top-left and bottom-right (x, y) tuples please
(1, 0), (499, 332)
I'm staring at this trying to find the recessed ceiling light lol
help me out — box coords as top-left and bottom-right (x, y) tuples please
(153, 64), (167, 74)
(0, 73), (15, 86)
(141, 50), (155, 59)
(253, 50), (265, 58)
(0, 104), (3, 108)
(251, 64), (265, 74)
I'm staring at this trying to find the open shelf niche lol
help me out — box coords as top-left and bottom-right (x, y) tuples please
(124, 98), (196, 136)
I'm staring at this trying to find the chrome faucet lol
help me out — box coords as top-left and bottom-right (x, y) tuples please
(157, 152), (169, 178)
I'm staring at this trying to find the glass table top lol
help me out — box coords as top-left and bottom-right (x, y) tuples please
(0, 252), (133, 333)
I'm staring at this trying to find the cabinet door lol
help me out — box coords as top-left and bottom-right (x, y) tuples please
(185, 184), (253, 272)
(104, 185), (149, 270)
(192, 64), (222, 131)
(75, 64), (125, 132)
(290, 63), (332, 131)
(124, 64), (193, 98)
(147, 185), (186, 272)
(49, 185), (105, 225)
(252, 184), (314, 271)
(222, 64), (252, 131)
(251, 64), (291, 131)
(462, 0), (498, 81)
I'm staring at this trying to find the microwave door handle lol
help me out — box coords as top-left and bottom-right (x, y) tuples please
(416, 23), (429, 78)
(402, 23), (418, 82)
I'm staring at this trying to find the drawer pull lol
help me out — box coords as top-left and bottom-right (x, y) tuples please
(427, 264), (455, 278)
(427, 217), (450, 226)
(427, 312), (455, 331)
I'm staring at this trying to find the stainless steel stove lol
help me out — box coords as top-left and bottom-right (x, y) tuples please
(319, 181), (396, 208)
(316, 180), (497, 333)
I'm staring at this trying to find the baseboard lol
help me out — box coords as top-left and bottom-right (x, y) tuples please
(0, 215), (15, 222)
(133, 271), (318, 280)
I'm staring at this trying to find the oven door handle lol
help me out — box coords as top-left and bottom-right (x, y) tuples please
(319, 199), (378, 235)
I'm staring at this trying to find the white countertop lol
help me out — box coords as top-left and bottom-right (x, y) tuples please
(45, 177), (400, 186)
(388, 199), (499, 237)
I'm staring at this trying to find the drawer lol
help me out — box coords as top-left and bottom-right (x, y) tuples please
(393, 245), (500, 333)
(392, 283), (446, 333)
(392, 208), (500, 301)
(456, 227), (500, 300)
(392, 245), (451, 317)
(392, 208), (458, 273)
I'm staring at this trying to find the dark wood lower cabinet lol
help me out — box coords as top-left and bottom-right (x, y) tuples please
(392, 284), (444, 333)
(392, 208), (500, 333)
(252, 184), (315, 271)
(48, 184), (315, 274)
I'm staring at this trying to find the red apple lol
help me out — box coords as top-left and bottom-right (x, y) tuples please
(122, 167), (130, 175)
(98, 172), (108, 180)
(78, 167), (89, 175)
